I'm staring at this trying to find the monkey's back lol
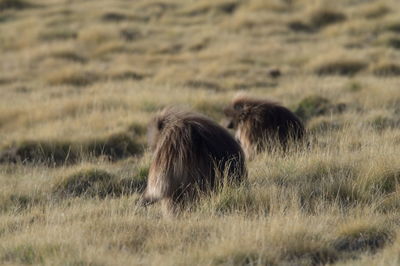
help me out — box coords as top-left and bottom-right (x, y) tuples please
(187, 115), (246, 184)
(259, 104), (305, 142)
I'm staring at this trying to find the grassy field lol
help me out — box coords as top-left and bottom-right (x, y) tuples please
(1, 0), (400, 265)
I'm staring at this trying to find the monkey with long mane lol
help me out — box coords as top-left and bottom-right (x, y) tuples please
(142, 108), (247, 215)
(224, 95), (305, 159)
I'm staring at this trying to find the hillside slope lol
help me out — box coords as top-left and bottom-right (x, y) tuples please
(1, 0), (400, 265)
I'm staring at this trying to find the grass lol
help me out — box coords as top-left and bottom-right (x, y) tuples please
(179, 0), (239, 16)
(38, 28), (77, 42)
(46, 68), (101, 86)
(0, 0), (33, 10)
(49, 50), (87, 63)
(333, 222), (393, 253)
(0, 0), (400, 265)
(362, 4), (390, 19)
(309, 8), (346, 29)
(294, 95), (346, 121)
(371, 62), (400, 76)
(52, 167), (145, 198)
(289, 8), (346, 32)
(385, 20), (400, 33)
(378, 34), (400, 49)
(309, 56), (368, 76)
(0, 132), (143, 165)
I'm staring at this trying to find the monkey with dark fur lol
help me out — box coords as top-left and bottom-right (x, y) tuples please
(142, 108), (247, 216)
(224, 95), (305, 159)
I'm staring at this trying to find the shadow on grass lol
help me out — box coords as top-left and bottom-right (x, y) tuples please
(288, 9), (346, 33)
(312, 59), (367, 76)
(0, 132), (143, 166)
(295, 96), (346, 121)
(0, 193), (42, 213)
(371, 62), (400, 77)
(333, 227), (393, 254)
(0, 0), (36, 11)
(52, 166), (148, 199)
(1, 244), (64, 265)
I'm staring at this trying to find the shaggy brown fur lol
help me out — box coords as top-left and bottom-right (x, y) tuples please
(224, 96), (305, 159)
(143, 108), (247, 215)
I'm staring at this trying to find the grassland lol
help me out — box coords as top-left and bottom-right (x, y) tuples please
(1, 0), (400, 265)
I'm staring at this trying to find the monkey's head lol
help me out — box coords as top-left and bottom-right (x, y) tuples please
(223, 96), (271, 130)
(147, 108), (174, 151)
(147, 116), (164, 151)
(147, 108), (186, 151)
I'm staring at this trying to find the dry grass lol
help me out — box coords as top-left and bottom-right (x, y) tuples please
(1, 0), (400, 265)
